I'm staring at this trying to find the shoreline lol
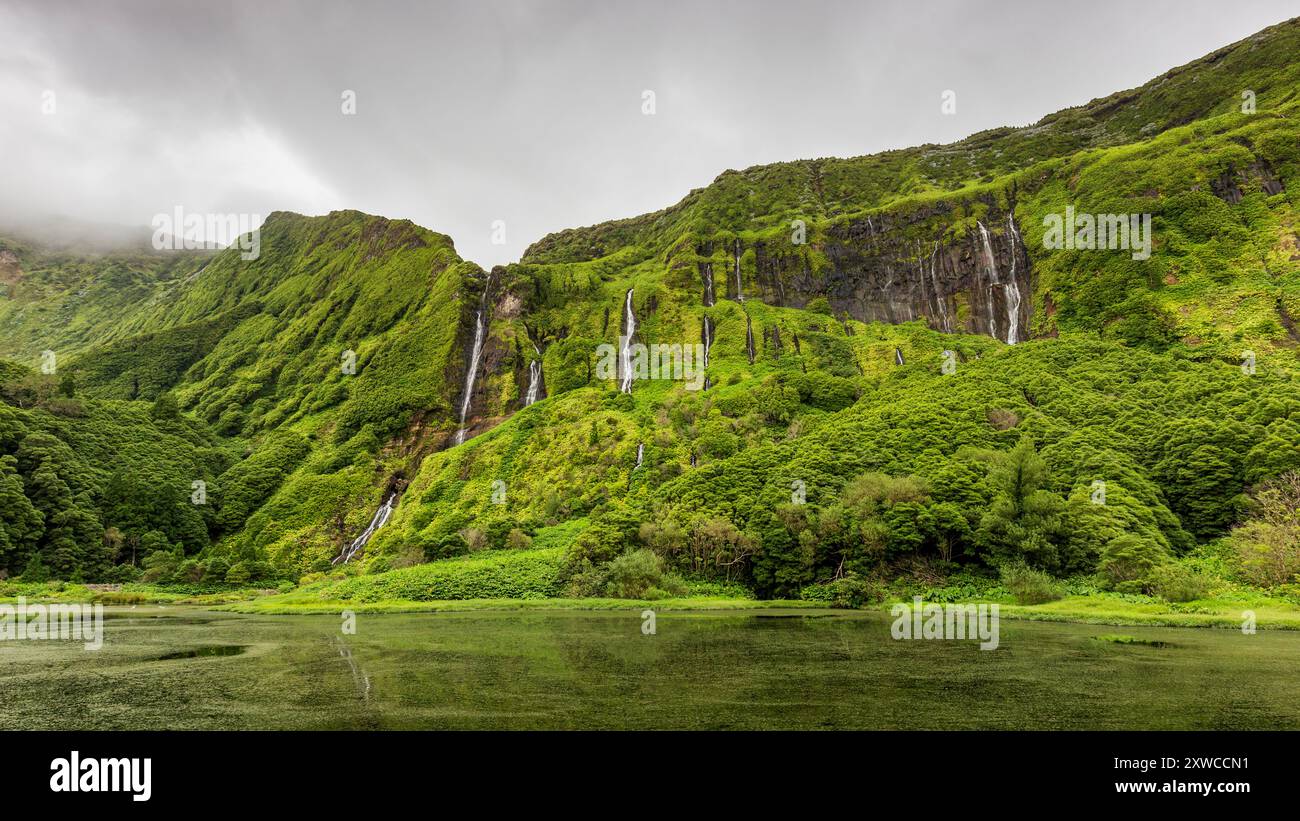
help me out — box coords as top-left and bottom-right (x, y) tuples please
(213, 593), (1300, 630)
(8, 586), (1297, 630)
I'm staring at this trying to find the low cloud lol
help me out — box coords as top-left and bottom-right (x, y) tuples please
(1, 0), (1294, 266)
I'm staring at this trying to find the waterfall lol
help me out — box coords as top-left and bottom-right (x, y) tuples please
(881, 268), (896, 323)
(701, 314), (714, 391)
(618, 288), (637, 393)
(916, 241), (930, 324)
(1004, 213), (1024, 345)
(733, 239), (744, 302)
(524, 343), (543, 406)
(745, 311), (755, 364)
(702, 262), (715, 307)
(333, 492), (397, 565)
(894, 347), (905, 366)
(634, 443), (644, 470)
(454, 274), (493, 445)
(929, 243), (950, 333)
(977, 221), (1000, 342)
(978, 221), (1000, 284)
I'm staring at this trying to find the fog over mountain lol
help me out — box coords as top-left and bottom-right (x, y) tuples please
(1, 0), (1295, 265)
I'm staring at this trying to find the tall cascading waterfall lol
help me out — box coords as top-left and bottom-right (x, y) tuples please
(333, 492), (397, 565)
(1004, 213), (1024, 345)
(928, 243), (950, 332)
(894, 347), (905, 366)
(745, 311), (755, 364)
(702, 262), (716, 307)
(732, 239), (744, 302)
(977, 221), (1001, 342)
(701, 314), (714, 390)
(618, 288), (637, 394)
(454, 273), (493, 445)
(524, 343), (543, 406)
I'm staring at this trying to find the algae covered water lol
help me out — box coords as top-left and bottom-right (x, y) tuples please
(2, 608), (1297, 730)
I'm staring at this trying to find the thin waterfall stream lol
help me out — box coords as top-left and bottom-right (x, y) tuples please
(454, 273), (493, 444)
(619, 288), (637, 393)
(333, 492), (397, 565)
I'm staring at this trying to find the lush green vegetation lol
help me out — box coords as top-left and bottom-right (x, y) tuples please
(299, 547), (567, 603)
(0, 19), (1298, 629)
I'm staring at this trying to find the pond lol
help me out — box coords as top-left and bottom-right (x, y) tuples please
(1, 607), (1296, 729)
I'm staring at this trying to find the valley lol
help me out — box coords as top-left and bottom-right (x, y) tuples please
(0, 19), (1298, 646)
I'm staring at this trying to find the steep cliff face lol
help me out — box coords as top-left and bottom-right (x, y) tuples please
(445, 265), (555, 445)
(695, 198), (1033, 344)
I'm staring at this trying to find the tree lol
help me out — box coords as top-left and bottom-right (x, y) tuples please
(0, 455), (43, 574)
(102, 527), (124, 563)
(1098, 534), (1167, 591)
(971, 439), (1069, 572)
(749, 506), (811, 597)
(1230, 471), (1300, 587)
(141, 542), (183, 583)
(685, 516), (755, 581)
(639, 518), (687, 563)
(923, 502), (970, 565)
(19, 552), (50, 583)
(224, 561), (251, 584)
(25, 464), (80, 577)
(459, 527), (488, 552)
(150, 391), (179, 420)
(1245, 419), (1300, 484)
(1161, 444), (1245, 539)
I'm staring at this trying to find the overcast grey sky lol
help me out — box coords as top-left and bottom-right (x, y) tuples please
(1, 0), (1295, 266)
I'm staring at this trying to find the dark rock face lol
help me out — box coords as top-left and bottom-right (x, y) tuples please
(1209, 159), (1285, 203)
(701, 198), (1034, 343)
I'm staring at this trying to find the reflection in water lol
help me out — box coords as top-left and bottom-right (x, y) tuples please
(332, 635), (371, 704)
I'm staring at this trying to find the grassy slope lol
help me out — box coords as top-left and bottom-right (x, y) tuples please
(0, 238), (211, 364)
(1, 211), (495, 576)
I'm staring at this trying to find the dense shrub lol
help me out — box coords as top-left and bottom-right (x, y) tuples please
(602, 549), (686, 599)
(317, 548), (566, 602)
(1098, 535), (1167, 592)
(1229, 472), (1300, 588)
(1000, 564), (1065, 605)
(1149, 564), (1214, 603)
(801, 574), (884, 608)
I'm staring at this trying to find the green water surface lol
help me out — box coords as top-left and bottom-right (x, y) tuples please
(1, 608), (1295, 730)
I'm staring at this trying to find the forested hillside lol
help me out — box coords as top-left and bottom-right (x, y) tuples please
(1, 18), (1297, 603)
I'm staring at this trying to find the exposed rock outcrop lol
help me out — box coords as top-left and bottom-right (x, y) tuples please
(696, 197), (1034, 343)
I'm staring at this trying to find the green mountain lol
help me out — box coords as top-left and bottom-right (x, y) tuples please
(1, 18), (1298, 596)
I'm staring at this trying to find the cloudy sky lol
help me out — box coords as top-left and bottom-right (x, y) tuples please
(1, 0), (1295, 266)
